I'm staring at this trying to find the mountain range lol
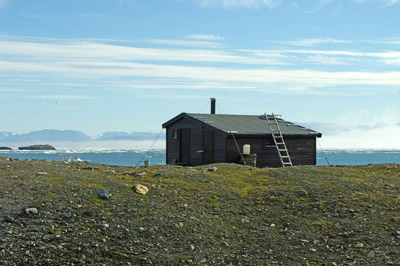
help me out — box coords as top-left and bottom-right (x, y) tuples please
(2, 122), (398, 143)
(0, 130), (165, 143)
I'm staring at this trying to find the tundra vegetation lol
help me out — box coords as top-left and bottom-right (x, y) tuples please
(1, 156), (399, 265)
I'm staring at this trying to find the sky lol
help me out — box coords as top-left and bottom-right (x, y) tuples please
(1, 0), (400, 148)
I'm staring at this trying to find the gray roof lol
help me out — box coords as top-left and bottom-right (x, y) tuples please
(185, 113), (321, 137)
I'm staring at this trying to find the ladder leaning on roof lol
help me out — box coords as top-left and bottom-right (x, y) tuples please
(265, 113), (293, 167)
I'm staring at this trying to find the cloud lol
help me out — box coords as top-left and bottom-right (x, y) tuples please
(320, 124), (400, 150)
(1, 36), (400, 97)
(319, 108), (400, 150)
(185, 34), (225, 41)
(285, 38), (351, 46)
(352, 0), (400, 6)
(199, 0), (281, 8)
(386, 0), (400, 6)
(146, 38), (226, 48)
(2, 59), (400, 94)
(0, 39), (286, 65)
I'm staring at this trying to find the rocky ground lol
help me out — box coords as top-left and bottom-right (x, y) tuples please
(0, 156), (399, 265)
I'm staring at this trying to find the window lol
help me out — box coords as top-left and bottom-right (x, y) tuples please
(264, 138), (274, 147)
(172, 130), (178, 139)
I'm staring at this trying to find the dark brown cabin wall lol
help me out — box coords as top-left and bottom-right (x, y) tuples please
(190, 125), (203, 166)
(225, 137), (282, 167)
(285, 137), (316, 166)
(226, 136), (317, 167)
(213, 133), (226, 163)
(225, 137), (241, 164)
(166, 128), (179, 164)
(166, 117), (203, 166)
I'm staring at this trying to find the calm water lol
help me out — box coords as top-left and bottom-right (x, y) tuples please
(1, 149), (400, 167)
(0, 149), (166, 167)
(317, 150), (400, 166)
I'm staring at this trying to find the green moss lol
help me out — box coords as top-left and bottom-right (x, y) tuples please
(86, 194), (104, 205)
(204, 197), (219, 208)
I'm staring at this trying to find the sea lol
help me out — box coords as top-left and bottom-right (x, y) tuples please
(1, 148), (400, 167)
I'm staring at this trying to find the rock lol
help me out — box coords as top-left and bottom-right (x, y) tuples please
(105, 170), (116, 175)
(0, 147), (12, 150)
(221, 241), (230, 247)
(36, 172), (48, 175)
(81, 166), (95, 170)
(296, 190), (308, 196)
(4, 215), (15, 223)
(125, 171), (136, 176)
(174, 222), (184, 228)
(367, 251), (375, 258)
(61, 212), (72, 219)
(391, 231), (400, 237)
(206, 167), (217, 171)
(355, 242), (364, 248)
(342, 232), (349, 238)
(25, 208), (38, 215)
(133, 184), (149, 195)
(18, 144), (56, 150)
(135, 172), (146, 177)
(99, 188), (110, 200)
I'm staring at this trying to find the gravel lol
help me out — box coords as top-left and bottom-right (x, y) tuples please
(1, 157), (399, 265)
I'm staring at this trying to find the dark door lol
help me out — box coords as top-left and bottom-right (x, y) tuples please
(180, 128), (190, 165)
(204, 130), (214, 164)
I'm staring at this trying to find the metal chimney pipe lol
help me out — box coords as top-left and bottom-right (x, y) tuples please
(210, 98), (216, 114)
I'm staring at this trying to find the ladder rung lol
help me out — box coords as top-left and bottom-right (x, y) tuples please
(266, 113), (292, 167)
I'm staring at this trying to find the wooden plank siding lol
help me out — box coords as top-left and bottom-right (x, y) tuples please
(166, 128), (179, 164)
(225, 136), (316, 168)
(166, 117), (203, 166)
(189, 125), (203, 166)
(213, 132), (226, 163)
(163, 113), (318, 167)
(285, 137), (316, 166)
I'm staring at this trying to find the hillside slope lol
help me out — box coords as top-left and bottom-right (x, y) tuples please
(1, 157), (399, 265)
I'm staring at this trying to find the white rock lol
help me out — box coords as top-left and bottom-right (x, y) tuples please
(25, 208), (38, 215)
(37, 172), (48, 175)
(134, 184), (149, 195)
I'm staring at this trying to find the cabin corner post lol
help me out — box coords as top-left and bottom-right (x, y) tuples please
(165, 128), (169, 165)
(314, 137), (317, 165)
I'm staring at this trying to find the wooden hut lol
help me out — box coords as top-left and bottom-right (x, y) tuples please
(162, 100), (322, 168)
